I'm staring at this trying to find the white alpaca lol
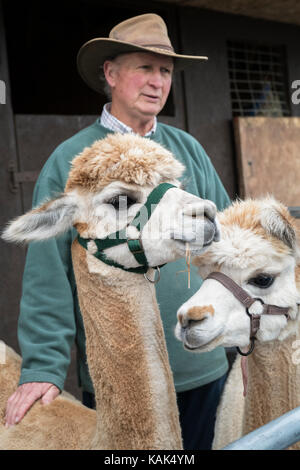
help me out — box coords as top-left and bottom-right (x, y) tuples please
(175, 197), (300, 449)
(0, 133), (218, 450)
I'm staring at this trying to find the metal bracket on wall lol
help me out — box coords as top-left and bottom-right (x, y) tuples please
(8, 161), (39, 193)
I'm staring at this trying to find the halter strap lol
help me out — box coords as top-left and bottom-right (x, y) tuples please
(206, 271), (290, 356)
(131, 182), (175, 232)
(206, 272), (255, 309)
(77, 236), (149, 274)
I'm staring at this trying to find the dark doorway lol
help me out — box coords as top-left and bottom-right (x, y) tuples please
(3, 0), (175, 116)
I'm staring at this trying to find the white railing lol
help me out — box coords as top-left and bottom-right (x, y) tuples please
(222, 406), (300, 450)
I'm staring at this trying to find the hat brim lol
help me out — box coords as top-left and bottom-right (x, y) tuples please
(77, 38), (208, 94)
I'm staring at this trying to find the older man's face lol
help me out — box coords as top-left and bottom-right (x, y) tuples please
(106, 52), (174, 120)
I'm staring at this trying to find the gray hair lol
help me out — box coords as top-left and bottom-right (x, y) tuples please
(98, 53), (127, 100)
(99, 65), (112, 100)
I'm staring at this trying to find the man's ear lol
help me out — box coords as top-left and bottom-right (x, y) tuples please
(103, 60), (117, 88)
(1, 193), (78, 244)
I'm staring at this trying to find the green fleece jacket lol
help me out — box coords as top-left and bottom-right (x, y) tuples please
(18, 119), (231, 394)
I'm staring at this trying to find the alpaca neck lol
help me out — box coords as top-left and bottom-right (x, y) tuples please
(243, 332), (300, 436)
(72, 240), (182, 450)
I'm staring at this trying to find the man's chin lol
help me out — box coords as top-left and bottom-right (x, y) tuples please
(139, 106), (161, 117)
(138, 99), (164, 115)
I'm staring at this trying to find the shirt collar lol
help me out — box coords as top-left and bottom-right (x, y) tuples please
(100, 103), (157, 137)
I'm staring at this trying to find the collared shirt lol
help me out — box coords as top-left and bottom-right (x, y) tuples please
(100, 103), (157, 136)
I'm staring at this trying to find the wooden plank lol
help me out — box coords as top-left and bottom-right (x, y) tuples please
(234, 117), (300, 227)
(234, 117), (300, 204)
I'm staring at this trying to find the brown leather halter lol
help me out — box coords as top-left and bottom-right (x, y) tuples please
(205, 272), (290, 356)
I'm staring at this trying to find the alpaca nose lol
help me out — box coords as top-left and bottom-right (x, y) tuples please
(203, 218), (216, 245)
(178, 313), (189, 328)
(203, 200), (217, 222)
(178, 313), (207, 332)
(182, 200), (219, 245)
(187, 305), (214, 320)
(179, 305), (214, 328)
(183, 199), (217, 222)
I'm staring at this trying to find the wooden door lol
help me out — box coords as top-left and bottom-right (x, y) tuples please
(234, 116), (300, 229)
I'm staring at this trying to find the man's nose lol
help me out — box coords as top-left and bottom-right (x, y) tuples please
(148, 71), (163, 88)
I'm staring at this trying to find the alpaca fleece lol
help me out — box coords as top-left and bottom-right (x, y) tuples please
(72, 240), (182, 449)
(65, 133), (184, 193)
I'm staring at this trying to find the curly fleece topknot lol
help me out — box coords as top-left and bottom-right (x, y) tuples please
(65, 133), (185, 192)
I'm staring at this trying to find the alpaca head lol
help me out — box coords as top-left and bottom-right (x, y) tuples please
(2, 133), (220, 269)
(175, 197), (300, 352)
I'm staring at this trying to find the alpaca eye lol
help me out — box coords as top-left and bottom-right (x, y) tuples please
(107, 194), (137, 210)
(248, 274), (274, 289)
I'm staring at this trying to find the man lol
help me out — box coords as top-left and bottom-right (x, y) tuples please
(5, 14), (230, 449)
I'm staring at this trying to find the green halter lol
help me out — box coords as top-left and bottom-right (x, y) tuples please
(77, 182), (176, 274)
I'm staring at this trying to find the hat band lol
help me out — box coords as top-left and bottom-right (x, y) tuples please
(139, 43), (174, 52)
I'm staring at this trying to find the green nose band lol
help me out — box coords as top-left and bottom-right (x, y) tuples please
(77, 182), (176, 274)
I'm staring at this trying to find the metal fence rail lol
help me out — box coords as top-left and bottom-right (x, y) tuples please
(222, 406), (300, 450)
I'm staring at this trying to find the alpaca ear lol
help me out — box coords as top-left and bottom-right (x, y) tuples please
(260, 199), (297, 251)
(1, 193), (78, 244)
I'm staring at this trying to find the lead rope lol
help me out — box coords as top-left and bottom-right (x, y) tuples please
(175, 242), (191, 289)
(186, 243), (191, 289)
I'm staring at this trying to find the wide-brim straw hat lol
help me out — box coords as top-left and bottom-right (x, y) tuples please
(77, 13), (208, 93)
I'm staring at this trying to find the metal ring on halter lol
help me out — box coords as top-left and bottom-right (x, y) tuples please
(246, 297), (264, 316)
(236, 337), (255, 356)
(144, 267), (161, 284)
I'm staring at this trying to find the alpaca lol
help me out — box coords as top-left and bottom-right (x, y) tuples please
(175, 197), (300, 450)
(0, 133), (219, 450)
